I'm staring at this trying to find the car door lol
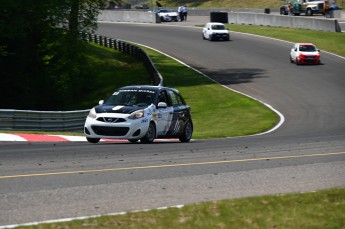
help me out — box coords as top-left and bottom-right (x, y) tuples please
(155, 90), (174, 136)
(291, 44), (298, 60)
(203, 23), (210, 39)
(165, 89), (190, 136)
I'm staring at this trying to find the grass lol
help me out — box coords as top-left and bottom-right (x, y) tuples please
(18, 188), (345, 228)
(227, 24), (345, 58)
(75, 43), (153, 109)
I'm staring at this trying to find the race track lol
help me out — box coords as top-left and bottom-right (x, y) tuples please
(0, 21), (344, 227)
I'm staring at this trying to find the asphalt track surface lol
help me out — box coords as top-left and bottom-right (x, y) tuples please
(1, 19), (345, 227)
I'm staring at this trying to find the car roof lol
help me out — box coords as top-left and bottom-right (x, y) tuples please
(296, 43), (315, 46)
(207, 22), (225, 25)
(119, 85), (177, 92)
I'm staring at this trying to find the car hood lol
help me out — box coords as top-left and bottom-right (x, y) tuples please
(212, 30), (229, 33)
(299, 51), (319, 55)
(159, 12), (178, 16)
(95, 105), (143, 114)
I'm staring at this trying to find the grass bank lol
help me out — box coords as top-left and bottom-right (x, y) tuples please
(227, 24), (345, 58)
(19, 188), (345, 228)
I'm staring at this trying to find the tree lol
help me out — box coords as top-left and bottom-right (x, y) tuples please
(0, 0), (104, 110)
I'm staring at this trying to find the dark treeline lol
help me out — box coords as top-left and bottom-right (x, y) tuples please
(0, 0), (104, 110)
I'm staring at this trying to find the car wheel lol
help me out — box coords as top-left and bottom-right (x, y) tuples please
(209, 35), (214, 41)
(306, 9), (313, 16)
(280, 8), (286, 15)
(179, 120), (193, 143)
(295, 58), (300, 65)
(128, 139), (139, 143)
(86, 137), (100, 143)
(290, 55), (294, 63)
(202, 33), (206, 40)
(140, 122), (156, 143)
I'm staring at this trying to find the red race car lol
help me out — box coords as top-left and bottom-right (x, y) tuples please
(290, 43), (321, 65)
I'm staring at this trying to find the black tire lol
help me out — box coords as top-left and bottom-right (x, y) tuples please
(128, 139), (139, 143)
(86, 137), (100, 143)
(306, 9), (313, 16)
(209, 35), (214, 41)
(290, 55), (293, 63)
(179, 120), (193, 143)
(140, 122), (156, 143)
(202, 33), (206, 40)
(280, 8), (286, 15)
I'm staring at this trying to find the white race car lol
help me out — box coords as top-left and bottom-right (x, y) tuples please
(84, 85), (193, 143)
(151, 8), (180, 22)
(202, 22), (230, 41)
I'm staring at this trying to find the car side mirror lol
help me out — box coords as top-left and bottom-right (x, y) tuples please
(99, 100), (104, 105)
(158, 102), (167, 108)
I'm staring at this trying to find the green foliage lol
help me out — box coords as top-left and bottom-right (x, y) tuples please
(0, 0), (105, 110)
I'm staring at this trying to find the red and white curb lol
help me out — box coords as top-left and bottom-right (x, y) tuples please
(0, 133), (178, 142)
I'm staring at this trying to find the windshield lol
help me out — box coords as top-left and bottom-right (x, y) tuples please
(104, 89), (155, 106)
(299, 45), (317, 52)
(212, 25), (226, 30)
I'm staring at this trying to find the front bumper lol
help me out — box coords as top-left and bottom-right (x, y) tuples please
(161, 15), (179, 21)
(298, 57), (320, 64)
(84, 115), (150, 140)
(212, 33), (229, 40)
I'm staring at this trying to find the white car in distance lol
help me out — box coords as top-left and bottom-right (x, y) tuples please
(151, 8), (180, 22)
(202, 22), (230, 41)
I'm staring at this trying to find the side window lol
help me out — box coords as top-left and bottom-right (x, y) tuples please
(158, 90), (171, 106)
(167, 90), (185, 107)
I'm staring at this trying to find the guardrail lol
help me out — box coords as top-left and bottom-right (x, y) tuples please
(0, 33), (163, 132)
(0, 109), (90, 132)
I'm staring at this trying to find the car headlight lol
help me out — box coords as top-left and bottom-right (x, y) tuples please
(128, 109), (145, 119)
(88, 108), (97, 119)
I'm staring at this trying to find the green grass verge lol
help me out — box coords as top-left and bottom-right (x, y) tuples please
(227, 24), (345, 58)
(76, 43), (153, 109)
(19, 188), (345, 228)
